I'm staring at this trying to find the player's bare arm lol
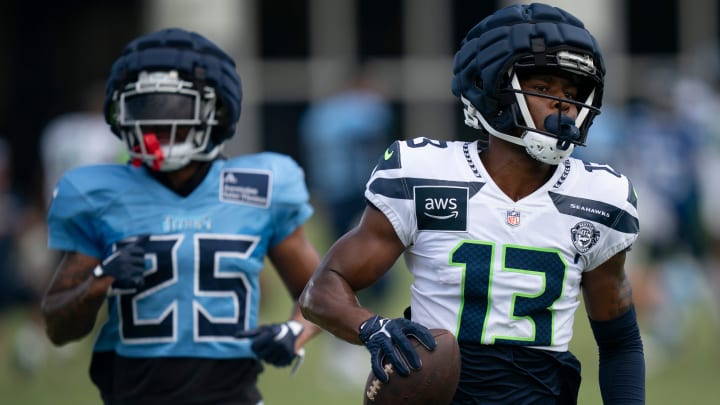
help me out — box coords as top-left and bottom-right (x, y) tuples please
(41, 251), (110, 345)
(269, 227), (321, 300)
(268, 225), (323, 349)
(300, 204), (405, 344)
(581, 249), (634, 321)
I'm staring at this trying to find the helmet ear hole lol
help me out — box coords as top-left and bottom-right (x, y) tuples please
(214, 99), (228, 127)
(212, 99), (231, 140)
(492, 105), (516, 133)
(108, 100), (122, 136)
(474, 76), (483, 90)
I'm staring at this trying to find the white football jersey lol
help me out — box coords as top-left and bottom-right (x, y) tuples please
(365, 138), (639, 351)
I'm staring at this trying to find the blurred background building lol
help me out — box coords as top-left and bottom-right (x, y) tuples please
(2, 0), (717, 196)
(1, 0), (719, 404)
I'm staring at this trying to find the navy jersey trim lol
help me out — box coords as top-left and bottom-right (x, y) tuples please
(374, 141), (402, 172)
(549, 191), (639, 234)
(369, 177), (485, 200)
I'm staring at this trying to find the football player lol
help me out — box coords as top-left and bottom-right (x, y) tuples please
(41, 28), (321, 404)
(300, 3), (645, 404)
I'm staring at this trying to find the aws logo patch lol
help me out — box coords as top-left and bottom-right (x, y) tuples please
(414, 186), (467, 231)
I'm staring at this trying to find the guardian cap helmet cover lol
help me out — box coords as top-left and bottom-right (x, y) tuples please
(451, 3), (605, 164)
(104, 28), (242, 171)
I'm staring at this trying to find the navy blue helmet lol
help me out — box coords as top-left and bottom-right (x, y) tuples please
(104, 28), (242, 171)
(452, 3), (605, 164)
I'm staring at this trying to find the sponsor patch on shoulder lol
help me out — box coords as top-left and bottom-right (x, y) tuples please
(220, 169), (271, 207)
(415, 186), (467, 231)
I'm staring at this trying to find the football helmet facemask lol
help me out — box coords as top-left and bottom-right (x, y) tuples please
(452, 3), (605, 164)
(113, 70), (220, 171)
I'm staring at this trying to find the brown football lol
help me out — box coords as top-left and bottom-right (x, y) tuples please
(363, 328), (461, 405)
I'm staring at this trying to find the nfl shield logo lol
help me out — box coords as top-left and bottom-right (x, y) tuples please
(506, 209), (521, 227)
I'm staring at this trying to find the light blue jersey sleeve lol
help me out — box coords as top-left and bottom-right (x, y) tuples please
(47, 164), (136, 258)
(258, 152), (314, 247)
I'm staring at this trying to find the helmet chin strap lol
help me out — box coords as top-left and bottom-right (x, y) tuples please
(460, 93), (576, 165)
(460, 95), (525, 147)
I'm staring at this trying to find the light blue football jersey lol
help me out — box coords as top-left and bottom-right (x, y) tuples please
(366, 138), (639, 351)
(47, 153), (313, 359)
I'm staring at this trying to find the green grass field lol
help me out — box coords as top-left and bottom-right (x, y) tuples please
(2, 215), (719, 404)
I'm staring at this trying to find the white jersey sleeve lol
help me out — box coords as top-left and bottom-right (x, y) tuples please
(365, 138), (639, 352)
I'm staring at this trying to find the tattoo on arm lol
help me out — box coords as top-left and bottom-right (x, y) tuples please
(611, 276), (634, 319)
(42, 253), (107, 344)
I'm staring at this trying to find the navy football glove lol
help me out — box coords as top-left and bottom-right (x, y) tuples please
(93, 235), (149, 290)
(237, 320), (304, 368)
(358, 314), (437, 383)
